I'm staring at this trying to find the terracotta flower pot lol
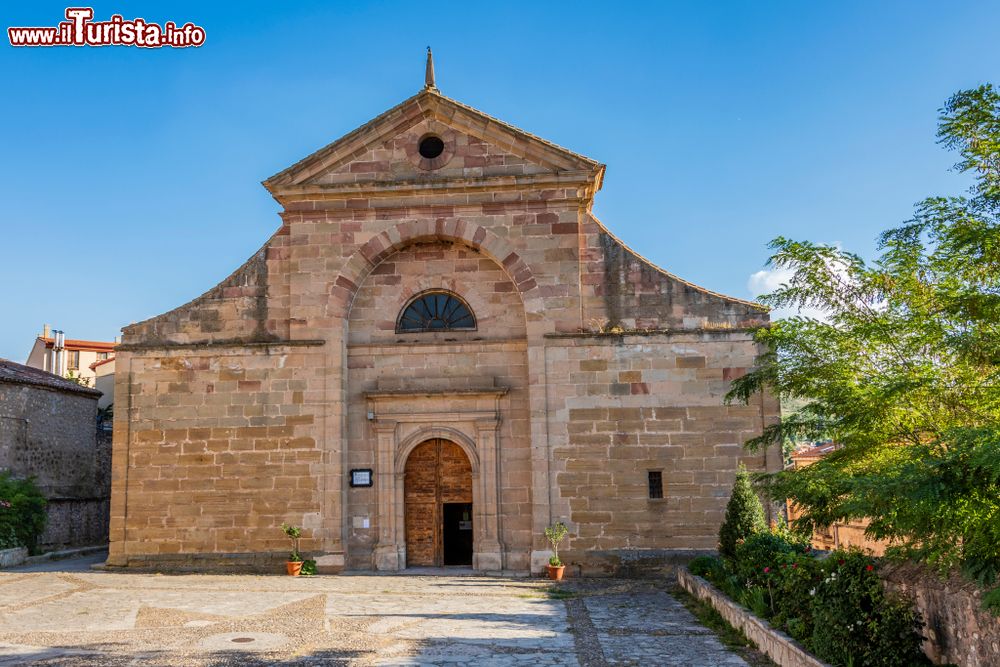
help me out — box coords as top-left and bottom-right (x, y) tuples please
(546, 564), (565, 581)
(286, 561), (303, 576)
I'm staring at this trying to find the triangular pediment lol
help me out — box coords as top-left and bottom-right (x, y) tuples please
(262, 89), (604, 201)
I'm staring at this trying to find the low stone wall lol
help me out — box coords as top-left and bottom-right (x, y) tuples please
(678, 568), (830, 667)
(38, 498), (110, 551)
(570, 548), (716, 578)
(0, 546), (28, 569)
(881, 562), (1000, 667)
(109, 551), (301, 574)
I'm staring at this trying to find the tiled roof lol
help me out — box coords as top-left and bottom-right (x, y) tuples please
(0, 358), (102, 396)
(792, 444), (837, 459)
(39, 337), (115, 352)
(89, 356), (116, 371)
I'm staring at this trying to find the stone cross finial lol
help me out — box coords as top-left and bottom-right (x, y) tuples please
(425, 46), (436, 90)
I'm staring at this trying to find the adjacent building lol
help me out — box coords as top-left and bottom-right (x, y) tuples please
(24, 326), (115, 389)
(89, 356), (116, 411)
(108, 65), (781, 574)
(786, 443), (887, 555)
(0, 359), (110, 550)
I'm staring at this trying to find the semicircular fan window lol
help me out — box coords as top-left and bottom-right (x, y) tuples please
(396, 291), (477, 332)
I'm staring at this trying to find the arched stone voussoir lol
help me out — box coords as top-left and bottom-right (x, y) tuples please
(332, 219), (542, 319)
(395, 426), (481, 473)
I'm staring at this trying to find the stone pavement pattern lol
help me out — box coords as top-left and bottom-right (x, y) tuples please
(0, 556), (749, 666)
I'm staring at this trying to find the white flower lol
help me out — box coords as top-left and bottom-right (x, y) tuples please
(809, 588), (816, 596)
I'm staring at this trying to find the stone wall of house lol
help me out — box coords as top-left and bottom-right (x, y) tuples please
(544, 331), (778, 574)
(107, 345), (328, 568)
(39, 498), (110, 551)
(881, 562), (1000, 667)
(0, 380), (107, 549)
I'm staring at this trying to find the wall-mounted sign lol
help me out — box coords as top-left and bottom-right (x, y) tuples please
(350, 469), (373, 487)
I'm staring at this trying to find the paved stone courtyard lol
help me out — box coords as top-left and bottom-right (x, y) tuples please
(0, 554), (754, 666)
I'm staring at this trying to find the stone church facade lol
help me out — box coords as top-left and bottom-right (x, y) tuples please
(108, 73), (781, 574)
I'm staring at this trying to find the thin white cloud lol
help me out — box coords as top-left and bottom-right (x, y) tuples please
(748, 266), (829, 321)
(748, 266), (794, 296)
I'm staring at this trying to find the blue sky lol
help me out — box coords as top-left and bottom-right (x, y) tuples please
(1, 1), (997, 360)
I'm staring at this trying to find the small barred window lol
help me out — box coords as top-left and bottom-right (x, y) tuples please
(396, 290), (476, 333)
(648, 471), (664, 499)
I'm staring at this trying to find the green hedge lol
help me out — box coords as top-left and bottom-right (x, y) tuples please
(0, 471), (47, 554)
(690, 538), (929, 666)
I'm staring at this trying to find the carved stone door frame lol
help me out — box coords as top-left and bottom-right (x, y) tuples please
(367, 389), (506, 572)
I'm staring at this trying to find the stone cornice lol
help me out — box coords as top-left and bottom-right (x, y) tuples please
(543, 328), (764, 340)
(364, 387), (509, 399)
(269, 170), (601, 207)
(115, 339), (326, 352)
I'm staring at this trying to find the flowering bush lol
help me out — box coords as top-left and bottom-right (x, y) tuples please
(811, 549), (927, 667)
(771, 550), (822, 642)
(687, 541), (929, 665)
(0, 471), (47, 553)
(732, 530), (805, 589)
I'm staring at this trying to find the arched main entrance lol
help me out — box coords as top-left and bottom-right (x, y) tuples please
(404, 439), (474, 567)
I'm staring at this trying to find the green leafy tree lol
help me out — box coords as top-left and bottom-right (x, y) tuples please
(727, 84), (1000, 603)
(718, 464), (768, 560)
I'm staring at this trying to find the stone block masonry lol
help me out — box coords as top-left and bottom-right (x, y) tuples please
(546, 332), (778, 572)
(881, 562), (1000, 667)
(108, 84), (781, 574)
(107, 343), (328, 566)
(0, 360), (108, 551)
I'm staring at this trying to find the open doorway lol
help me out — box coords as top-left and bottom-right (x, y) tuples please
(404, 439), (473, 567)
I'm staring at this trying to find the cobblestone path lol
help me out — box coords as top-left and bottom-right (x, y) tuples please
(0, 556), (753, 666)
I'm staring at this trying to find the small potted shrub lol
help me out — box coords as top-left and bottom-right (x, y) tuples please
(281, 523), (303, 576)
(544, 521), (569, 581)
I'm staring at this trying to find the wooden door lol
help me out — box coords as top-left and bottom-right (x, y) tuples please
(404, 439), (473, 567)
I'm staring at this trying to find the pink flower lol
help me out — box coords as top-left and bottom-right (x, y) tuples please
(763, 567), (770, 573)
(792, 563), (798, 569)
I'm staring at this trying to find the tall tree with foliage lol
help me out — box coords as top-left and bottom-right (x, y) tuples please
(727, 84), (1000, 606)
(718, 464), (768, 560)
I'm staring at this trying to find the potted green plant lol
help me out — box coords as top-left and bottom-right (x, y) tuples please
(544, 521), (569, 581)
(281, 523), (303, 576)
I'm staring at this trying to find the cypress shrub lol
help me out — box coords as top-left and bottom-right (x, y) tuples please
(718, 464), (767, 560)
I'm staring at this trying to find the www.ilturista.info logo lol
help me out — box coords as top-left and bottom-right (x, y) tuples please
(8, 7), (205, 48)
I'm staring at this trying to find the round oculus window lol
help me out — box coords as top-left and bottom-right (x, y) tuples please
(418, 135), (445, 159)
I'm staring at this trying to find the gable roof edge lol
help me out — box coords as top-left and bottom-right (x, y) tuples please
(262, 89), (604, 195)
